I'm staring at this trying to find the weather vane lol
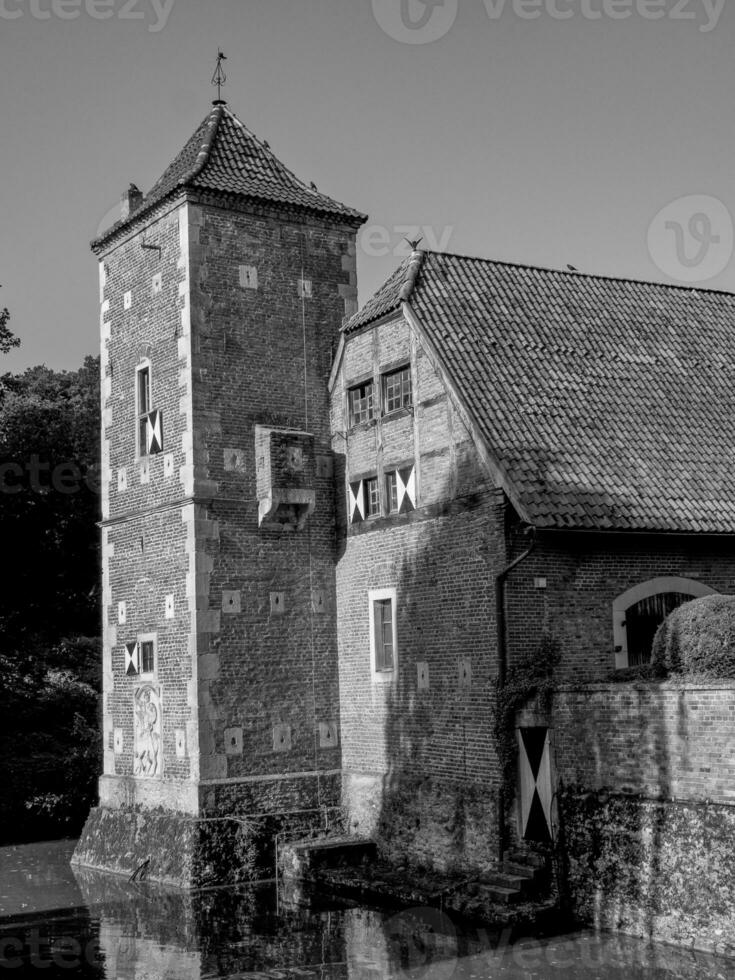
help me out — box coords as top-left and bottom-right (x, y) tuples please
(211, 49), (227, 104)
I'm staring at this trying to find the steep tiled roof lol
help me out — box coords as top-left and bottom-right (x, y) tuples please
(343, 250), (425, 333)
(93, 104), (366, 246)
(361, 249), (735, 534)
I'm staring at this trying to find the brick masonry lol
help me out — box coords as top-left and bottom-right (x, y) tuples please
(545, 683), (735, 953)
(76, 183), (361, 882)
(78, 124), (735, 947)
(332, 313), (508, 872)
(505, 531), (735, 681)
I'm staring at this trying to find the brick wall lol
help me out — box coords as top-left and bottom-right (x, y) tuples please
(95, 191), (360, 825)
(333, 313), (507, 871)
(505, 530), (735, 682)
(553, 682), (735, 802)
(98, 201), (198, 811)
(187, 203), (356, 814)
(546, 682), (735, 952)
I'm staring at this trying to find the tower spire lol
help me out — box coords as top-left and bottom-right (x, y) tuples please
(211, 49), (227, 105)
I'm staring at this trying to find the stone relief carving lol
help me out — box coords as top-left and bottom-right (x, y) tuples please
(133, 685), (162, 778)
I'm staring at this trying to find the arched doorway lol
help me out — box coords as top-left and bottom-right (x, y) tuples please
(612, 577), (716, 670)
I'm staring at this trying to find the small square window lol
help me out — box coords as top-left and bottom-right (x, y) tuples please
(382, 366), (412, 414)
(348, 381), (374, 426)
(364, 476), (380, 518)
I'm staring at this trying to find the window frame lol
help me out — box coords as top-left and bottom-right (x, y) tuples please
(137, 632), (157, 679)
(381, 364), (413, 415)
(385, 470), (400, 514)
(364, 475), (381, 519)
(347, 378), (375, 427)
(368, 588), (397, 683)
(135, 360), (152, 459)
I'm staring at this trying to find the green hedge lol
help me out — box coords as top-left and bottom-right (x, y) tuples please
(652, 595), (735, 679)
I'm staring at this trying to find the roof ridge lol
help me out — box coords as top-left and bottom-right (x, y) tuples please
(214, 106), (361, 218)
(398, 248), (426, 302)
(177, 103), (225, 188)
(421, 247), (735, 299)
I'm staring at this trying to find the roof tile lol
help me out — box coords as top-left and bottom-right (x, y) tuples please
(354, 249), (735, 534)
(94, 104), (366, 247)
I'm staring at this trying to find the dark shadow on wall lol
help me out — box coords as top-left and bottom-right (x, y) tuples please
(336, 465), (511, 876)
(335, 451), (708, 939)
(555, 676), (672, 940)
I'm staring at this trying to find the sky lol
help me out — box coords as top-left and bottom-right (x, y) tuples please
(1, 0), (735, 372)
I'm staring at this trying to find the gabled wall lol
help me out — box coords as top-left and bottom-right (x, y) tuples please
(332, 313), (507, 872)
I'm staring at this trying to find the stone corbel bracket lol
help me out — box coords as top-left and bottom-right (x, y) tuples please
(258, 488), (316, 530)
(255, 424), (316, 531)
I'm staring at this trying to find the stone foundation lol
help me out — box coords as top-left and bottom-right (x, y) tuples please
(342, 770), (499, 876)
(558, 789), (735, 957)
(73, 803), (342, 889)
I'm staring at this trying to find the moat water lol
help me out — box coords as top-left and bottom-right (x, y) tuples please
(0, 840), (731, 979)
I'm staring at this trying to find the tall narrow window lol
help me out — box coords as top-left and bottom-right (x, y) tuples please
(369, 588), (397, 680)
(382, 366), (412, 414)
(364, 476), (380, 518)
(140, 640), (155, 674)
(137, 633), (157, 676)
(386, 471), (399, 513)
(137, 365), (151, 456)
(373, 600), (394, 671)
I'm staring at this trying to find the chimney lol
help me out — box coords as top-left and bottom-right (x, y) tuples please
(121, 183), (143, 220)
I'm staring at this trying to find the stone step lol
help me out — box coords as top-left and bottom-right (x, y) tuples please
(280, 837), (376, 879)
(481, 871), (529, 892)
(502, 861), (540, 880)
(503, 850), (548, 869)
(478, 883), (522, 905)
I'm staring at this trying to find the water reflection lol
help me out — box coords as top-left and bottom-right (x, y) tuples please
(0, 842), (732, 979)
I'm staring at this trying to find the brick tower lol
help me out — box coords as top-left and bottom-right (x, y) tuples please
(74, 101), (366, 886)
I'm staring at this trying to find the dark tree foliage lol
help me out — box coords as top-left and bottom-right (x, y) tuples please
(0, 294), (20, 355)
(0, 354), (102, 842)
